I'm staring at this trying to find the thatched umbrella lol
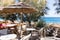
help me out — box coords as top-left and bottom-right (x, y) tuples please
(49, 24), (60, 28)
(0, 2), (37, 13)
(0, 2), (38, 22)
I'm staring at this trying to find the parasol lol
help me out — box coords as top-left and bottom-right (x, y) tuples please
(0, 2), (38, 22)
(0, 2), (38, 13)
(49, 24), (60, 28)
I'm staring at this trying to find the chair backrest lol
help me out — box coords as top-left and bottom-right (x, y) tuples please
(31, 30), (39, 37)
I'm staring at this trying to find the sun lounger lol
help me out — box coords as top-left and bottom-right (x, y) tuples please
(0, 34), (17, 40)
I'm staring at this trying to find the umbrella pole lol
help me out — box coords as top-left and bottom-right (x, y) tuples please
(20, 12), (23, 38)
(21, 12), (23, 23)
(17, 12), (23, 40)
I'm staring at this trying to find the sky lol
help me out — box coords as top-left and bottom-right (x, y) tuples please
(15, 0), (19, 3)
(44, 0), (60, 17)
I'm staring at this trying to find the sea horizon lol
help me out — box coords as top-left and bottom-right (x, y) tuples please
(41, 17), (60, 23)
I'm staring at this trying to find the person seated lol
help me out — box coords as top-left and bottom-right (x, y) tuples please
(2, 22), (7, 28)
(0, 22), (3, 29)
(2, 20), (13, 28)
(0, 22), (12, 29)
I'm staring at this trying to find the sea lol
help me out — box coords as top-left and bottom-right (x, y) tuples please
(41, 17), (60, 24)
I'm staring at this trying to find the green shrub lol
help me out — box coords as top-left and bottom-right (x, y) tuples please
(36, 20), (46, 28)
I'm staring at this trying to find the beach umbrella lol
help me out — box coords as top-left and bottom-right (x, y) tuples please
(49, 24), (60, 28)
(0, 2), (38, 14)
(0, 2), (38, 22)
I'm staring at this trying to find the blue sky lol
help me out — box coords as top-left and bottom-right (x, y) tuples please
(44, 0), (60, 17)
(15, 0), (19, 3)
